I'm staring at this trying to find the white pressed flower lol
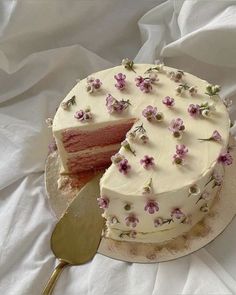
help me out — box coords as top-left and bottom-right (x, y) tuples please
(45, 118), (53, 127)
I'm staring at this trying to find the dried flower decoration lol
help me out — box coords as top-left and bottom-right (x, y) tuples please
(45, 118), (53, 128)
(114, 73), (126, 90)
(121, 139), (136, 156)
(181, 215), (192, 225)
(188, 102), (216, 118)
(119, 230), (137, 239)
(140, 155), (155, 169)
(61, 95), (76, 110)
(106, 94), (131, 114)
(97, 196), (109, 209)
(154, 217), (173, 227)
(124, 203), (132, 211)
(168, 118), (185, 139)
(142, 178), (153, 195)
(204, 171), (223, 188)
(223, 97), (232, 108)
(74, 107), (92, 122)
(217, 151), (233, 166)
(205, 84), (221, 97)
(111, 153), (125, 164)
(108, 216), (119, 225)
(142, 105), (164, 122)
(198, 130), (222, 142)
(144, 200), (159, 214)
(86, 77), (102, 93)
(125, 214), (139, 228)
(175, 84), (197, 96)
(200, 203), (209, 213)
(173, 144), (188, 165)
(118, 159), (131, 175)
(127, 123), (149, 144)
(121, 58), (136, 73)
(135, 76), (153, 93)
(144, 63), (165, 74)
(168, 70), (184, 83)
(162, 96), (175, 108)
(171, 208), (185, 220)
(48, 139), (57, 153)
(188, 184), (200, 196)
(196, 191), (211, 204)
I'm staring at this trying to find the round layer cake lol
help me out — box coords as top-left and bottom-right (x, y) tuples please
(52, 61), (232, 243)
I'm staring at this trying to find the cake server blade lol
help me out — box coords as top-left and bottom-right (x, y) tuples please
(42, 173), (104, 295)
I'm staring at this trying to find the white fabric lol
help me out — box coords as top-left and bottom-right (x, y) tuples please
(1, 0), (236, 294)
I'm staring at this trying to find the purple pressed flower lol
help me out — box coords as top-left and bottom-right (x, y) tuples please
(111, 153), (125, 164)
(154, 217), (164, 227)
(92, 78), (102, 89)
(114, 73), (126, 90)
(188, 104), (201, 117)
(172, 154), (184, 165)
(105, 94), (129, 114)
(125, 214), (139, 228)
(176, 144), (188, 158)
(217, 151), (233, 166)
(48, 139), (57, 153)
(168, 118), (185, 132)
(162, 96), (175, 108)
(140, 155), (155, 169)
(97, 196), (109, 209)
(211, 130), (222, 142)
(74, 109), (92, 122)
(139, 79), (152, 93)
(118, 159), (131, 174)
(135, 76), (144, 86)
(142, 105), (158, 121)
(171, 208), (185, 220)
(86, 77), (102, 93)
(144, 200), (159, 214)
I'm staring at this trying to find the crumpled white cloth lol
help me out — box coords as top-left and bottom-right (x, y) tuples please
(1, 1), (236, 294)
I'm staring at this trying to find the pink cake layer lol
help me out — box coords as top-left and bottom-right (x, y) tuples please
(67, 148), (119, 173)
(62, 119), (135, 153)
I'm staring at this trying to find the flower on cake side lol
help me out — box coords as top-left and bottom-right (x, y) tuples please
(162, 96), (175, 108)
(125, 214), (139, 228)
(111, 153), (131, 175)
(205, 171), (223, 188)
(61, 95), (76, 110)
(140, 155), (155, 169)
(144, 200), (159, 214)
(198, 130), (222, 142)
(142, 178), (153, 195)
(188, 101), (216, 118)
(114, 73), (126, 90)
(168, 118), (185, 139)
(173, 144), (188, 165)
(142, 105), (164, 122)
(97, 196), (109, 209)
(106, 94), (131, 114)
(171, 208), (185, 220)
(74, 106), (92, 122)
(86, 77), (102, 93)
(217, 150), (233, 166)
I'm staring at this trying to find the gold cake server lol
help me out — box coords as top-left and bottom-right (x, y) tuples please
(42, 173), (104, 295)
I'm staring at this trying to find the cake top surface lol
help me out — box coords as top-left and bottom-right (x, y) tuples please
(53, 63), (230, 195)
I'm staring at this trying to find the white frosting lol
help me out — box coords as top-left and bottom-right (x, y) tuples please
(53, 63), (230, 243)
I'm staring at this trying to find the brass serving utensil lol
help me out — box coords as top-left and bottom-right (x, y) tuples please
(42, 173), (104, 295)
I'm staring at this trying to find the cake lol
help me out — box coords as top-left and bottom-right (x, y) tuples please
(52, 59), (233, 244)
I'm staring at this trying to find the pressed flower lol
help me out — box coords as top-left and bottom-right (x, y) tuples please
(200, 203), (209, 213)
(106, 94), (130, 114)
(122, 58), (136, 72)
(223, 97), (232, 108)
(121, 139), (136, 155)
(118, 159), (131, 174)
(168, 118), (185, 132)
(171, 208), (185, 220)
(217, 151), (233, 166)
(148, 72), (159, 83)
(125, 214), (139, 228)
(154, 217), (164, 227)
(205, 84), (221, 97)
(168, 70), (184, 82)
(46, 118), (53, 127)
(198, 130), (222, 142)
(162, 96), (175, 108)
(188, 104), (200, 117)
(175, 144), (188, 158)
(114, 73), (126, 90)
(189, 184), (200, 195)
(140, 155), (155, 169)
(144, 200), (159, 214)
(139, 79), (152, 93)
(142, 178), (153, 195)
(189, 86), (197, 96)
(86, 77), (102, 93)
(48, 139), (57, 153)
(97, 196), (109, 209)
(139, 133), (149, 144)
(74, 108), (92, 122)
(173, 154), (184, 165)
(142, 105), (157, 121)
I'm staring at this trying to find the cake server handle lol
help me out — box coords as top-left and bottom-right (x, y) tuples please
(42, 260), (69, 295)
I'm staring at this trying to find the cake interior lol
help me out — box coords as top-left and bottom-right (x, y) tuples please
(63, 119), (136, 173)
